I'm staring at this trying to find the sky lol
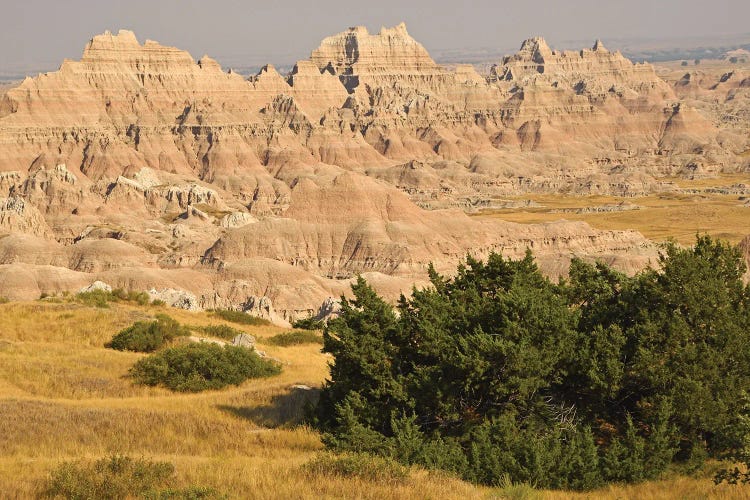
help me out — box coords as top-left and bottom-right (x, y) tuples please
(1, 0), (748, 74)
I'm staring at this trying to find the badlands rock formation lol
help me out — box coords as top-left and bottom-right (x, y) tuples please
(666, 65), (750, 175)
(0, 25), (735, 321)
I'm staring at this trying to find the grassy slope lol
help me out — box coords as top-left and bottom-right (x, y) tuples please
(0, 300), (745, 499)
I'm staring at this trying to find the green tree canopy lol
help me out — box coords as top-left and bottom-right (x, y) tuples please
(314, 236), (750, 489)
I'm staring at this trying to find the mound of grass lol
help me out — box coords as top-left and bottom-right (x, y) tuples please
(76, 288), (158, 308)
(211, 309), (270, 326)
(130, 343), (281, 392)
(44, 455), (171, 499)
(303, 452), (408, 484)
(106, 315), (190, 353)
(149, 486), (226, 499)
(265, 330), (323, 347)
(43, 455), (223, 499)
(194, 324), (245, 340)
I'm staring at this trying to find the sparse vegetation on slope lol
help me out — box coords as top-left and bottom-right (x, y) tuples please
(76, 288), (156, 308)
(211, 309), (271, 326)
(193, 324), (245, 340)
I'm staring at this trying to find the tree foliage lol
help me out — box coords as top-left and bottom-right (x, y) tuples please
(314, 236), (750, 489)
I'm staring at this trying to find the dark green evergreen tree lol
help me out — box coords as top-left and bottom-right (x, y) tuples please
(313, 236), (750, 490)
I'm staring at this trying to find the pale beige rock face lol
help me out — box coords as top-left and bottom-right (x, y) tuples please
(0, 25), (739, 320)
(666, 66), (750, 172)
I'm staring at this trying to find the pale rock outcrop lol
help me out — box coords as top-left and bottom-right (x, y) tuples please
(241, 296), (289, 327)
(0, 196), (53, 237)
(315, 297), (342, 322)
(219, 211), (258, 228)
(232, 333), (256, 348)
(0, 25), (736, 317)
(147, 288), (200, 310)
(78, 281), (112, 293)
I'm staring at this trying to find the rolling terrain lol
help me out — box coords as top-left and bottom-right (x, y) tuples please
(0, 298), (746, 498)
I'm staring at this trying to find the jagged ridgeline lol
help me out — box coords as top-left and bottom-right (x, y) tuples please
(0, 24), (742, 322)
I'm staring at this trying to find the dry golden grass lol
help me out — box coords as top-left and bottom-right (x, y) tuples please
(475, 175), (750, 245)
(0, 299), (745, 498)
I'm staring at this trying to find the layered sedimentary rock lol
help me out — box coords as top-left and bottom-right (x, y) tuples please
(0, 25), (736, 319)
(666, 66), (750, 174)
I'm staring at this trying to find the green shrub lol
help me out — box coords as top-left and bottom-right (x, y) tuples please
(151, 299), (167, 307)
(303, 452), (408, 484)
(43, 455), (174, 499)
(76, 289), (112, 308)
(292, 317), (324, 330)
(106, 315), (190, 352)
(211, 309), (270, 326)
(0, 296), (9, 304)
(266, 330), (323, 347)
(496, 474), (542, 500)
(109, 288), (150, 306)
(195, 324), (245, 340)
(130, 343), (281, 392)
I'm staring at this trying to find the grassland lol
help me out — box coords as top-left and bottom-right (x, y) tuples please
(473, 175), (750, 245)
(0, 299), (747, 498)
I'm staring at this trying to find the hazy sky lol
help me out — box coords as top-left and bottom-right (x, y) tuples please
(1, 0), (748, 72)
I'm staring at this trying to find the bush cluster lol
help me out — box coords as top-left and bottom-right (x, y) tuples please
(211, 309), (270, 326)
(106, 314), (190, 352)
(130, 343), (281, 392)
(265, 330), (323, 347)
(313, 236), (750, 490)
(43, 455), (224, 499)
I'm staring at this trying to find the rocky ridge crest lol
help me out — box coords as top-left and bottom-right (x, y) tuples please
(0, 25), (734, 321)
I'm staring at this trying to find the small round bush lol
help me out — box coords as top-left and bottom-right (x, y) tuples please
(106, 315), (190, 352)
(130, 343), (281, 392)
(76, 289), (112, 308)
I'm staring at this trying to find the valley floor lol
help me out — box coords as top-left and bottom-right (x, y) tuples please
(0, 300), (746, 498)
(474, 174), (750, 246)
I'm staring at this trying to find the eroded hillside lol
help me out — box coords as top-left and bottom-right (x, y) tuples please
(2, 25), (747, 320)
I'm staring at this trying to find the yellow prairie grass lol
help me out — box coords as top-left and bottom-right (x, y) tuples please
(0, 300), (744, 498)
